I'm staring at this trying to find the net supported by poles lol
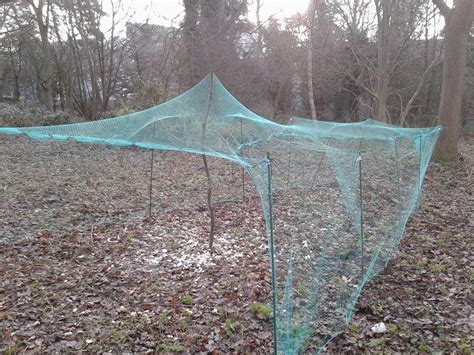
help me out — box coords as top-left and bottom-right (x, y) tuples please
(0, 73), (441, 353)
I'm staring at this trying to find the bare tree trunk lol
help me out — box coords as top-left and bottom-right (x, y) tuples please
(40, 33), (54, 111)
(29, 0), (54, 111)
(432, 0), (474, 161)
(256, 0), (263, 57)
(307, 0), (317, 120)
(374, 0), (391, 123)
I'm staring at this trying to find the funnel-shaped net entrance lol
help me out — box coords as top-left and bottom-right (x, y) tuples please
(0, 74), (440, 353)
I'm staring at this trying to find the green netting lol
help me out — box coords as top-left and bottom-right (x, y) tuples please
(0, 73), (441, 353)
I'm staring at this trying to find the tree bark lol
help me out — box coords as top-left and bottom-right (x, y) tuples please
(256, 0), (263, 58)
(307, 0), (317, 120)
(374, 0), (391, 123)
(29, 0), (54, 111)
(433, 0), (474, 161)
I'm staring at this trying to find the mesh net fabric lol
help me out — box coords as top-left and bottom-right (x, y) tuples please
(0, 73), (441, 353)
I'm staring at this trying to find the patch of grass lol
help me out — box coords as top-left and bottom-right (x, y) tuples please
(250, 302), (272, 320)
(156, 312), (171, 332)
(5, 340), (26, 355)
(368, 337), (385, 347)
(179, 320), (190, 331)
(398, 326), (412, 339)
(182, 309), (193, 317)
(459, 336), (472, 354)
(297, 284), (309, 297)
(439, 285), (449, 296)
(349, 323), (360, 334)
(110, 330), (126, 343)
(156, 342), (186, 353)
(29, 281), (42, 294)
(431, 262), (447, 273)
(417, 258), (429, 268)
(371, 301), (386, 317)
(438, 335), (451, 347)
(435, 239), (447, 248)
(388, 323), (398, 334)
(467, 269), (474, 282)
(418, 342), (431, 353)
(180, 295), (193, 305)
(217, 307), (227, 321)
(224, 318), (234, 337)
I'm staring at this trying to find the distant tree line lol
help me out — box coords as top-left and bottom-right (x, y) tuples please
(0, 0), (472, 160)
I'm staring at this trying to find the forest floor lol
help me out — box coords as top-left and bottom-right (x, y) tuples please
(0, 135), (472, 353)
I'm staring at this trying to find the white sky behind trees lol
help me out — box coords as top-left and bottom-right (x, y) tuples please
(102, 0), (449, 38)
(116, 0), (310, 28)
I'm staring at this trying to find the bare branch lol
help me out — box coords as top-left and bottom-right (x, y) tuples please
(432, 0), (451, 18)
(399, 54), (443, 126)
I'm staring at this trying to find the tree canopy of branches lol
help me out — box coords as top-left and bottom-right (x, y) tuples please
(1, 0), (473, 160)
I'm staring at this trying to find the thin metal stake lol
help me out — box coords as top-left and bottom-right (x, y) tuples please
(148, 150), (154, 218)
(417, 135), (423, 207)
(358, 153), (364, 277)
(418, 135), (423, 182)
(394, 138), (403, 225)
(267, 152), (278, 355)
(241, 117), (245, 201)
(148, 122), (157, 218)
(286, 136), (292, 187)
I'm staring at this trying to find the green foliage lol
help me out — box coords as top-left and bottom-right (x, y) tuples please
(217, 307), (227, 320)
(0, 102), (74, 127)
(388, 323), (398, 334)
(417, 258), (429, 268)
(182, 309), (193, 317)
(459, 336), (473, 354)
(110, 330), (126, 343)
(431, 262), (447, 273)
(418, 342), (431, 353)
(112, 102), (137, 117)
(4, 340), (26, 355)
(250, 302), (272, 320)
(368, 337), (385, 347)
(179, 320), (190, 331)
(180, 295), (193, 305)
(156, 312), (171, 332)
(135, 79), (167, 109)
(224, 318), (234, 336)
(156, 342), (186, 353)
(436, 239), (447, 248)
(349, 323), (360, 334)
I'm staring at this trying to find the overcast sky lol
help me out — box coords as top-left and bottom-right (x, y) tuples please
(118, 0), (310, 27)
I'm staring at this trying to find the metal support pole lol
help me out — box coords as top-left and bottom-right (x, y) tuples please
(267, 152), (278, 355)
(358, 153), (364, 277)
(148, 150), (154, 218)
(417, 135), (423, 207)
(241, 118), (245, 201)
(148, 122), (157, 218)
(394, 138), (403, 225)
(286, 136), (292, 187)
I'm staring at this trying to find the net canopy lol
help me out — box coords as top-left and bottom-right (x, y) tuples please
(0, 73), (440, 353)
